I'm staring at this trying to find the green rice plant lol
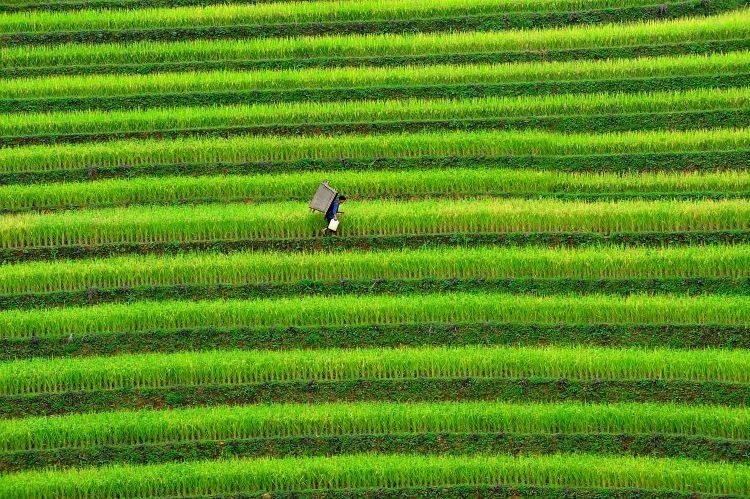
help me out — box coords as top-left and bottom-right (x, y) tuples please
(1, 401), (746, 452)
(2, 245), (750, 295)
(3, 51), (747, 99)
(4, 453), (750, 498)
(3, 9), (748, 68)
(5, 0), (301, 4)
(2, 0), (68, 4)
(3, 0), (293, 4)
(0, 0), (662, 33)
(2, 293), (750, 339)
(3, 128), (748, 173)
(3, 0), (70, 3)
(0, 0), (261, 4)
(3, 0), (347, 4)
(3, 168), (750, 211)
(0, 198), (747, 248)
(2, 344), (748, 395)
(3, 0), (338, 3)
(4, 87), (748, 137)
(0, 0), (345, 5)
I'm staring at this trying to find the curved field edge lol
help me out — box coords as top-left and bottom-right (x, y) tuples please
(2, 453), (749, 497)
(3, 244), (750, 296)
(5, 230), (750, 263)
(183, 485), (748, 499)
(4, 128), (746, 174)
(2, 346), (748, 396)
(2, 0), (736, 12)
(4, 242), (750, 293)
(4, 109), (749, 147)
(4, 322), (750, 360)
(6, 74), (749, 114)
(2, 277), (750, 313)
(4, 192), (750, 214)
(5, 86), (749, 131)
(5, 52), (746, 100)
(4, 292), (750, 339)
(4, 378), (749, 417)
(7, 39), (749, 78)
(4, 151), (748, 186)
(2, 432), (748, 472)
(0, 199), (748, 249)
(0, 0), (721, 34)
(4, 87), (750, 135)
(4, 11), (747, 69)
(3, 3), (739, 47)
(0, 0), (325, 13)
(5, 165), (750, 212)
(4, 401), (747, 453)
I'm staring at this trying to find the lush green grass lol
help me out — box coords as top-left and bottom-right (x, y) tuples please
(2, 245), (750, 295)
(2, 169), (750, 211)
(3, 345), (748, 395)
(4, 293), (750, 339)
(0, 198), (747, 248)
(4, 87), (748, 137)
(3, 51), (746, 99)
(5, 453), (750, 498)
(0, 0), (662, 33)
(2, 401), (746, 452)
(3, 10), (748, 68)
(3, 128), (748, 173)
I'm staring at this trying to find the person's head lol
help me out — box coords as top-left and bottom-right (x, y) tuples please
(338, 196), (347, 203)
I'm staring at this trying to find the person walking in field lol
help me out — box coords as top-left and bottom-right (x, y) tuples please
(321, 195), (346, 235)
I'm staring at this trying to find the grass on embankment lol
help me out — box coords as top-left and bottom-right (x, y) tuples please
(0, 198), (747, 248)
(3, 52), (746, 100)
(1, 401), (746, 452)
(2, 9), (747, 68)
(2, 245), (750, 295)
(3, 452), (750, 497)
(3, 87), (748, 138)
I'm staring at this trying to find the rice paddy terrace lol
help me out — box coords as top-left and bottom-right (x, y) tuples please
(1, 0), (750, 497)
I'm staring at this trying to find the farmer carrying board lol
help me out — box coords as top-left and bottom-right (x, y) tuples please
(322, 194), (347, 235)
(309, 181), (347, 236)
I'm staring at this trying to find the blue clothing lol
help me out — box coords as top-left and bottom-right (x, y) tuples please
(325, 200), (340, 221)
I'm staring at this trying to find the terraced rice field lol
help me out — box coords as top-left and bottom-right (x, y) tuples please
(1, 0), (750, 496)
